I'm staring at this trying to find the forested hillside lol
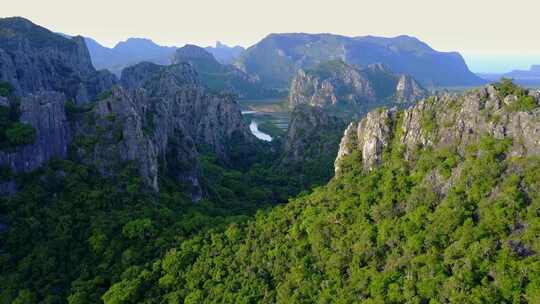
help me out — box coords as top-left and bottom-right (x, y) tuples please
(1, 15), (539, 304)
(96, 82), (540, 304)
(3, 81), (537, 303)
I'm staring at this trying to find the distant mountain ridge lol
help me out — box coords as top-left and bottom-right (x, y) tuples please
(478, 65), (540, 87)
(235, 33), (485, 88)
(84, 37), (176, 75)
(84, 38), (244, 76)
(205, 41), (245, 64)
(172, 45), (279, 99)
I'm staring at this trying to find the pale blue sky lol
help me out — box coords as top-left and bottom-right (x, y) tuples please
(2, 0), (540, 73)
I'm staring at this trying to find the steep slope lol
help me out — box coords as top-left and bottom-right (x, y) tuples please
(282, 104), (345, 163)
(94, 82), (540, 303)
(289, 60), (427, 113)
(236, 33), (484, 88)
(72, 62), (255, 197)
(172, 45), (277, 99)
(0, 17), (115, 175)
(335, 81), (540, 173)
(0, 91), (70, 173)
(278, 104), (346, 188)
(0, 18), (256, 198)
(0, 17), (116, 102)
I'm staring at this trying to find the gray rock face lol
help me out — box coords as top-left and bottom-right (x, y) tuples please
(0, 96), (8, 107)
(0, 17), (116, 103)
(335, 85), (540, 174)
(0, 19), (255, 200)
(74, 87), (162, 192)
(289, 61), (427, 111)
(0, 91), (71, 172)
(75, 62), (254, 199)
(334, 108), (397, 172)
(282, 104), (345, 163)
(395, 75), (427, 102)
(0, 17), (115, 178)
(120, 61), (200, 90)
(125, 62), (254, 160)
(289, 65), (376, 108)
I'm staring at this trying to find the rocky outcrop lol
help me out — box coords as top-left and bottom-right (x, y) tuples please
(0, 17), (115, 178)
(0, 18), (255, 200)
(289, 62), (376, 108)
(124, 62), (253, 162)
(289, 60), (427, 112)
(282, 104), (345, 163)
(0, 91), (71, 172)
(0, 17), (116, 103)
(395, 75), (427, 102)
(335, 84), (540, 174)
(120, 61), (200, 90)
(75, 62), (254, 199)
(334, 108), (397, 172)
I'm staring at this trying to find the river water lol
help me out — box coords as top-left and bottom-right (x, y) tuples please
(248, 120), (272, 141)
(239, 99), (291, 142)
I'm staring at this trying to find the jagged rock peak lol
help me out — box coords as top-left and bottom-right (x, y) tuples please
(289, 60), (377, 109)
(289, 60), (427, 111)
(0, 16), (116, 102)
(395, 74), (428, 102)
(80, 63), (254, 199)
(120, 61), (200, 90)
(334, 107), (397, 173)
(335, 84), (540, 174)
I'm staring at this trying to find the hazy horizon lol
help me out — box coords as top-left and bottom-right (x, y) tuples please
(3, 0), (540, 73)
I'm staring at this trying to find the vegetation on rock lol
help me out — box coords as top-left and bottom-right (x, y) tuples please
(0, 86), (37, 149)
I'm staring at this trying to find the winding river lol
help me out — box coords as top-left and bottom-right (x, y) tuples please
(249, 120), (272, 141)
(239, 99), (291, 142)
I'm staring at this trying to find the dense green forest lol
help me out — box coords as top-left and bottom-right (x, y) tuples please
(94, 134), (539, 304)
(1, 81), (539, 303)
(3, 130), (539, 303)
(0, 140), (335, 303)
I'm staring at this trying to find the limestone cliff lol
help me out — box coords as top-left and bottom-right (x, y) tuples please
(0, 91), (71, 172)
(0, 18), (255, 200)
(289, 60), (427, 112)
(0, 17), (116, 103)
(0, 17), (115, 176)
(74, 62), (254, 199)
(335, 84), (540, 174)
